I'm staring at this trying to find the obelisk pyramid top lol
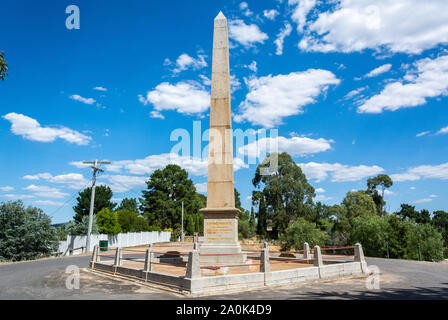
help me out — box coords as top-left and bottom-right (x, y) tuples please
(215, 11), (226, 20)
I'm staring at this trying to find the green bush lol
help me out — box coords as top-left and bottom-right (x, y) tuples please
(350, 215), (388, 257)
(96, 208), (121, 235)
(117, 210), (148, 233)
(66, 215), (99, 236)
(0, 201), (58, 261)
(280, 218), (329, 251)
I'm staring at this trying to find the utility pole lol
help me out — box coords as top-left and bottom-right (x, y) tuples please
(83, 159), (111, 252)
(181, 201), (184, 242)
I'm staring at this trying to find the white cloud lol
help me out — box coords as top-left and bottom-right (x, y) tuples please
(235, 70), (340, 128)
(139, 81), (210, 116)
(315, 187), (325, 193)
(238, 135), (333, 158)
(150, 111), (165, 119)
(77, 153), (247, 178)
(239, 2), (253, 16)
(23, 185), (69, 199)
(93, 86), (107, 92)
(100, 175), (148, 193)
(2, 113), (92, 145)
(358, 55), (448, 113)
(171, 53), (207, 74)
(436, 126), (448, 135)
(382, 189), (395, 196)
(414, 198), (433, 204)
(364, 64), (392, 78)
(298, 0), (448, 54)
(416, 131), (430, 137)
(69, 94), (96, 105)
(263, 9), (279, 21)
(315, 195), (332, 201)
(22, 172), (89, 189)
(245, 61), (258, 72)
(34, 200), (64, 206)
(195, 182), (207, 193)
(229, 20), (268, 47)
(391, 163), (448, 182)
(275, 22), (293, 55)
(297, 162), (384, 182)
(23, 173), (53, 180)
(2, 194), (35, 200)
(345, 86), (367, 100)
(430, 194), (438, 198)
(410, 186), (416, 190)
(0, 186), (14, 191)
(288, 0), (316, 32)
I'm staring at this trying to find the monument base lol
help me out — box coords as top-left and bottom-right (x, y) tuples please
(199, 208), (252, 273)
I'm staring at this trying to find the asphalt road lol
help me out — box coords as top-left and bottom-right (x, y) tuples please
(0, 255), (447, 299)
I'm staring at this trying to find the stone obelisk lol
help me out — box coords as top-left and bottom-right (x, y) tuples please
(199, 12), (247, 267)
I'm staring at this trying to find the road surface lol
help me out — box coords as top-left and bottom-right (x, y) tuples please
(0, 255), (447, 299)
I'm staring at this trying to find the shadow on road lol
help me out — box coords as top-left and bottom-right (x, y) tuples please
(285, 283), (448, 300)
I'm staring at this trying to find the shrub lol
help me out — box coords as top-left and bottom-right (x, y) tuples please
(280, 218), (329, 251)
(0, 201), (58, 261)
(96, 208), (121, 235)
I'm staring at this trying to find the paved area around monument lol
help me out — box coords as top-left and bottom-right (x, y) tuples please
(1, 255), (447, 299)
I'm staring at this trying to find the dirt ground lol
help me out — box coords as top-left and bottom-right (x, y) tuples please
(96, 241), (327, 277)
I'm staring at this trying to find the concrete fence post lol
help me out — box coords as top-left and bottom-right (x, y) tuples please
(114, 247), (122, 266)
(313, 245), (323, 267)
(303, 242), (311, 261)
(355, 243), (368, 273)
(91, 245), (100, 269)
(186, 249), (201, 279)
(260, 242), (270, 273)
(144, 246), (154, 272)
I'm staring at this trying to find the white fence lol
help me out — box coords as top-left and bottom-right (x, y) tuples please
(57, 231), (171, 256)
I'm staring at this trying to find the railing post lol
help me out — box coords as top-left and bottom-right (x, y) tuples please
(186, 247), (201, 279)
(260, 242), (270, 273)
(313, 245), (323, 267)
(114, 247), (122, 266)
(355, 243), (368, 274)
(144, 245), (154, 272)
(303, 242), (311, 261)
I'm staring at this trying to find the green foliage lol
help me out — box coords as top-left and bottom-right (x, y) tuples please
(432, 210), (448, 254)
(73, 185), (116, 223)
(96, 208), (121, 235)
(0, 50), (8, 81)
(350, 215), (388, 257)
(116, 198), (139, 212)
(117, 210), (148, 233)
(140, 164), (205, 235)
(253, 153), (315, 237)
(366, 174), (393, 215)
(396, 204), (431, 224)
(342, 191), (377, 218)
(0, 201), (58, 261)
(147, 226), (162, 232)
(66, 215), (99, 236)
(280, 218), (329, 251)
(411, 223), (445, 261)
(56, 225), (68, 241)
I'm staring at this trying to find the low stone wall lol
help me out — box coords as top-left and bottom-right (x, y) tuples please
(88, 243), (368, 296)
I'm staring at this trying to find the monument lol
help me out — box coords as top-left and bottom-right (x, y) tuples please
(199, 12), (248, 268)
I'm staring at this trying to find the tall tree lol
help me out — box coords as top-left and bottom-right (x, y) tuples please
(116, 198), (139, 212)
(366, 174), (393, 215)
(0, 50), (8, 81)
(140, 164), (205, 235)
(252, 152), (315, 237)
(73, 185), (116, 223)
(396, 204), (431, 224)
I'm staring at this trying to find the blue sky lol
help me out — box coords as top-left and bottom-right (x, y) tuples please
(1, 0), (448, 223)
